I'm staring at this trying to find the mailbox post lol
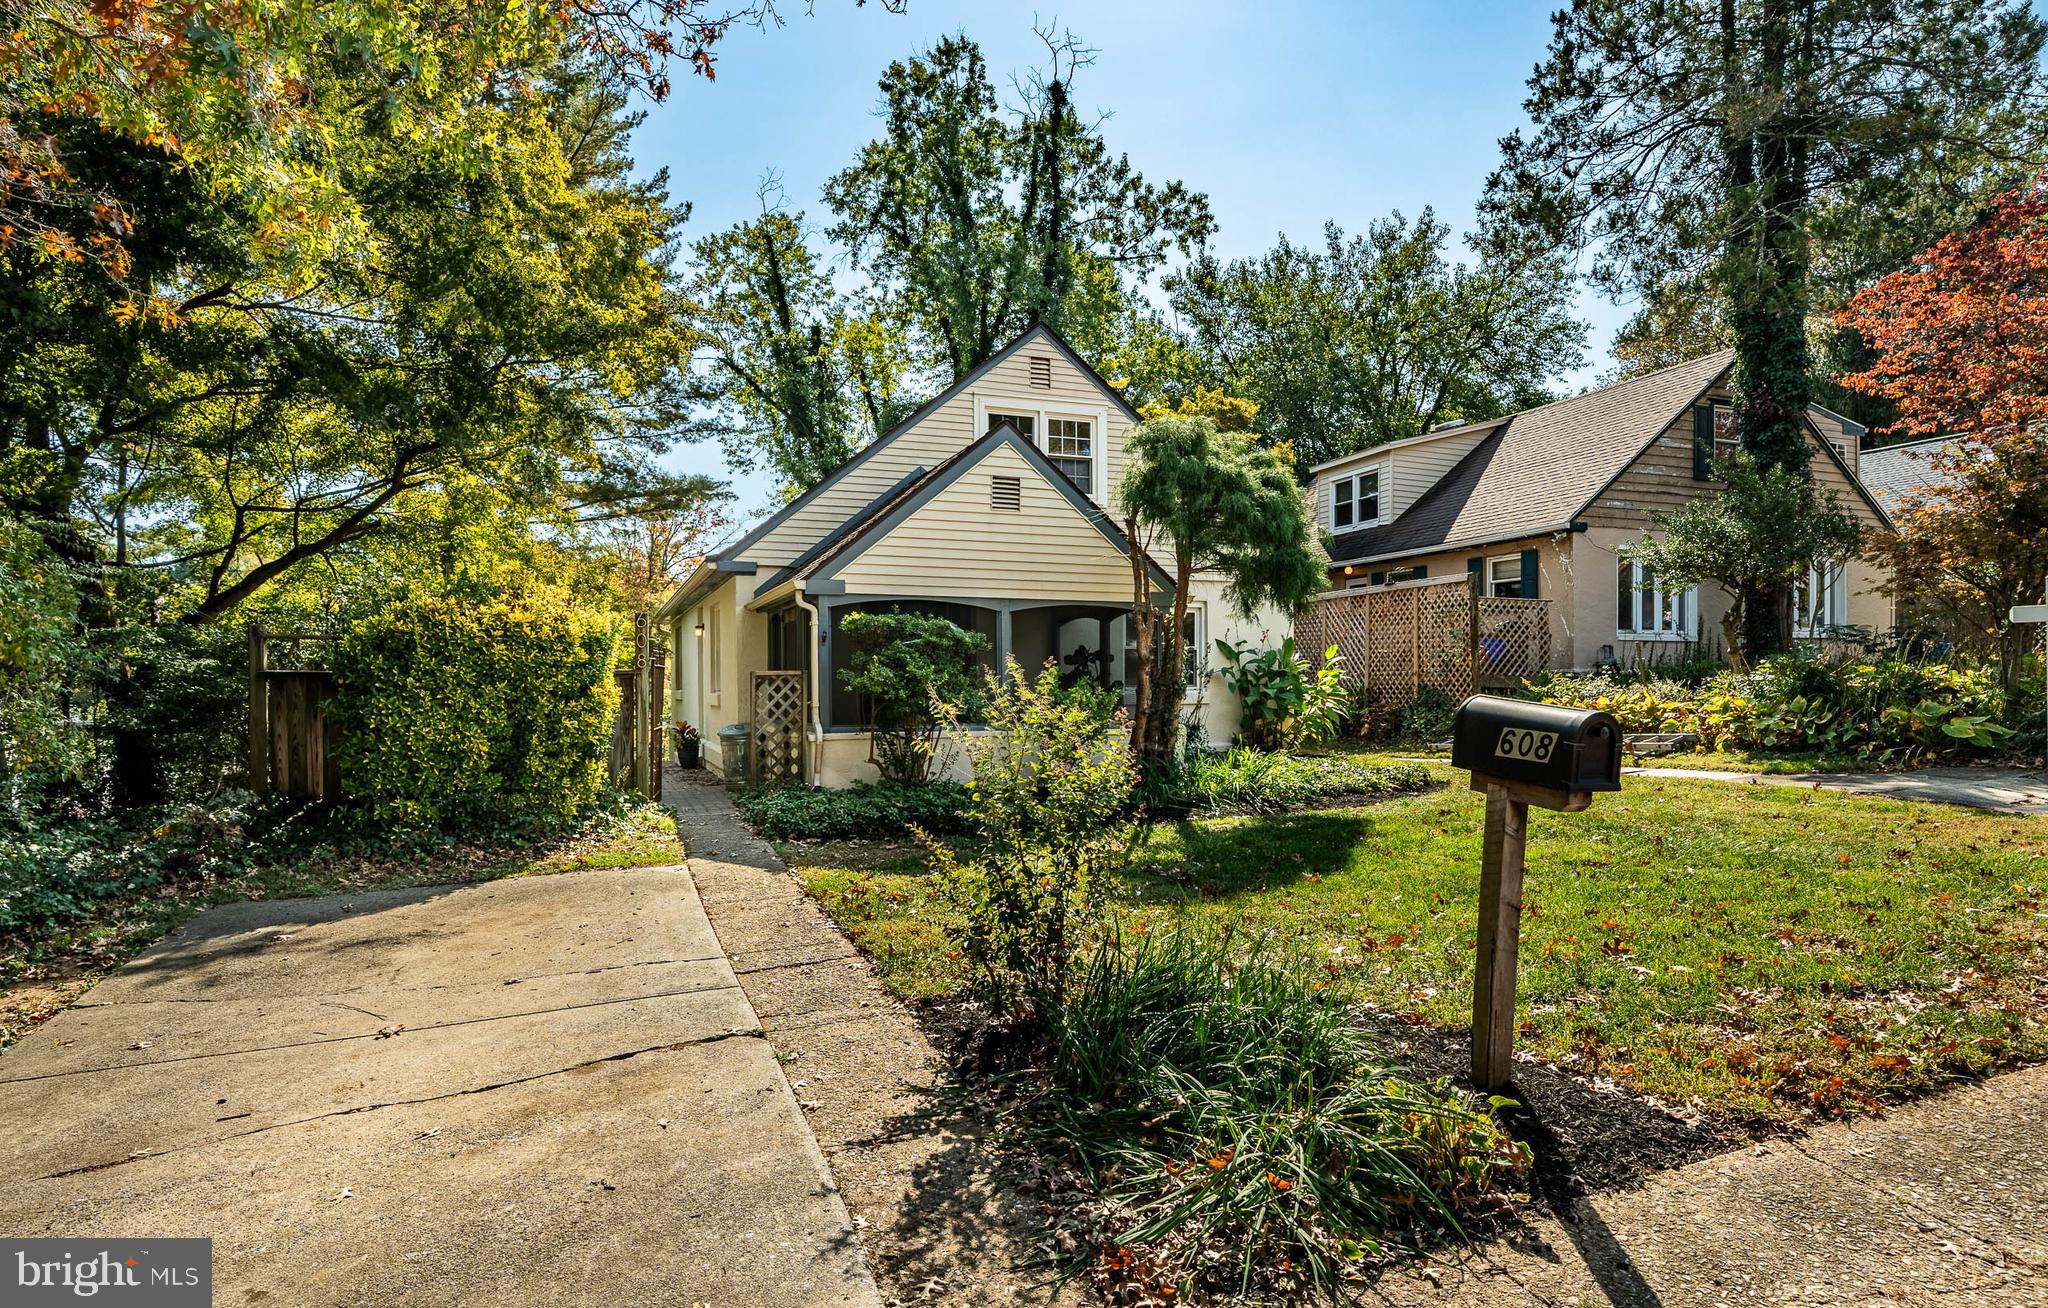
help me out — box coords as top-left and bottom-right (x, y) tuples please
(1450, 695), (1622, 1089)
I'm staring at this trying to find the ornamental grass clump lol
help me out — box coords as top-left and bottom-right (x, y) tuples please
(1025, 930), (1527, 1300)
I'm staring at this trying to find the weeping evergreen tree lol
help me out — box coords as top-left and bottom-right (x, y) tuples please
(1115, 414), (1324, 761)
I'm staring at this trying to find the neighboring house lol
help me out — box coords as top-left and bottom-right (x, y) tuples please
(1859, 434), (1958, 510)
(657, 324), (1290, 785)
(1309, 353), (1895, 670)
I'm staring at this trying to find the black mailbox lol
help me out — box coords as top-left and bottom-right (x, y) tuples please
(1451, 694), (1622, 795)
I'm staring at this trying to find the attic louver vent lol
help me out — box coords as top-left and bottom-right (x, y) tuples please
(991, 475), (1022, 511)
(1028, 355), (1053, 388)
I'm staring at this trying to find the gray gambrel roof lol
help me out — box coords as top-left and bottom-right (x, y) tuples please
(1327, 352), (1737, 564)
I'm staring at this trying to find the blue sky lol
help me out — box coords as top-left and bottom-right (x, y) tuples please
(637, 1), (1633, 512)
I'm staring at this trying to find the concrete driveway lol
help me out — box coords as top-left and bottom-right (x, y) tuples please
(0, 867), (881, 1307)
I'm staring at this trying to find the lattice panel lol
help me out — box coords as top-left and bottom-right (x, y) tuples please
(1297, 580), (1552, 711)
(1294, 592), (1371, 690)
(1476, 598), (1552, 689)
(751, 671), (806, 784)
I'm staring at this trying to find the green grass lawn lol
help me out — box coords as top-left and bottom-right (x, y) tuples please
(795, 776), (2048, 1127)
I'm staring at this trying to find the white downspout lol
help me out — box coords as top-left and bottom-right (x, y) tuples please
(792, 581), (826, 781)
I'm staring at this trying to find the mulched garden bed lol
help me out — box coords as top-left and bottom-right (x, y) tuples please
(1356, 1012), (1736, 1202)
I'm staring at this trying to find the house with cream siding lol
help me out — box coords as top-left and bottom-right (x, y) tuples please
(657, 324), (1292, 786)
(1309, 353), (1897, 670)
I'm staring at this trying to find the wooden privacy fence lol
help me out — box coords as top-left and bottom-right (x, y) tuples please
(1295, 576), (1551, 709)
(249, 615), (670, 804)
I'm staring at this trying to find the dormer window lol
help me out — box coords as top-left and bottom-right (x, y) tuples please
(1331, 466), (1383, 531)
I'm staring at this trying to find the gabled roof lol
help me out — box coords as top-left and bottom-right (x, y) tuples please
(708, 322), (1138, 570)
(747, 422), (1173, 606)
(1327, 352), (1735, 564)
(1859, 435), (1956, 505)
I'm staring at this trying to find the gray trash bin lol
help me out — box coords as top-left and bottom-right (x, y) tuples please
(717, 723), (752, 786)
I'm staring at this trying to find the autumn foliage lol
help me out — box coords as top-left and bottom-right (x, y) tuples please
(1836, 178), (2048, 692)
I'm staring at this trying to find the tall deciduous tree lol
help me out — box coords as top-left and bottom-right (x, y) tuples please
(1166, 213), (1585, 469)
(683, 197), (914, 495)
(823, 31), (1213, 382)
(0, 0), (887, 276)
(1489, 0), (2047, 655)
(1836, 180), (2048, 696)
(1115, 413), (1323, 761)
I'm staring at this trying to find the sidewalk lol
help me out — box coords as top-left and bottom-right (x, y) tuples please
(667, 774), (1060, 1308)
(1627, 764), (2048, 815)
(1368, 1060), (2048, 1306)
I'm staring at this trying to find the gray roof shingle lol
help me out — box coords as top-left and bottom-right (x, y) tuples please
(1858, 436), (1955, 507)
(1327, 351), (1734, 564)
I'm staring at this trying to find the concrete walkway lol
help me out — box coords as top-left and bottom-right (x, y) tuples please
(1369, 1061), (2048, 1306)
(666, 775), (1055, 1308)
(0, 866), (881, 1307)
(1627, 764), (2048, 815)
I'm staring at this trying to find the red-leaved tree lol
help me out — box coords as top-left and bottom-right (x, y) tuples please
(1836, 177), (2048, 700)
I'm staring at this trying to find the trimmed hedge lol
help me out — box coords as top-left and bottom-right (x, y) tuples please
(331, 593), (620, 833)
(736, 782), (973, 841)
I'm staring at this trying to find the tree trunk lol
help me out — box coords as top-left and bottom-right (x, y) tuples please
(1722, 0), (1815, 664)
(1125, 516), (1155, 758)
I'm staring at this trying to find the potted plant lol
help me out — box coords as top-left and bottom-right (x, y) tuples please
(673, 720), (702, 769)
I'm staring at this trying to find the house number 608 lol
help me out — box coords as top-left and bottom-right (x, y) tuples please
(1495, 728), (1558, 762)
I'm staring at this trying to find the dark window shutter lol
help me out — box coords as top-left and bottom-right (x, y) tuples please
(1519, 549), (1540, 599)
(1370, 571), (1385, 586)
(1466, 556), (1483, 581)
(1692, 404), (1713, 481)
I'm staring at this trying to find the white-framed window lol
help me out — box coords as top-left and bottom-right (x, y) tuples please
(1181, 608), (1205, 692)
(979, 401), (1108, 502)
(1331, 465), (1383, 531)
(1045, 417), (1095, 494)
(986, 409), (1036, 441)
(707, 603), (721, 697)
(1486, 554), (1524, 598)
(1616, 558), (1696, 639)
(1795, 561), (1849, 635)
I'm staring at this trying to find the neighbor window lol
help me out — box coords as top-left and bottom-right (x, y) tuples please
(1616, 558), (1695, 639)
(1486, 555), (1524, 598)
(1795, 561), (1848, 635)
(1330, 467), (1382, 531)
(1045, 417), (1094, 493)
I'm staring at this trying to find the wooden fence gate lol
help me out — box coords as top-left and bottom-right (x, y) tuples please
(608, 613), (667, 799)
(1294, 576), (1551, 709)
(248, 625), (342, 802)
(750, 670), (806, 784)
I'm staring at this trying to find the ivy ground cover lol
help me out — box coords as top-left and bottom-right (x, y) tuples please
(796, 773), (2048, 1127)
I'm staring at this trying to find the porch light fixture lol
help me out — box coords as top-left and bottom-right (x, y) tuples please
(693, 620), (706, 637)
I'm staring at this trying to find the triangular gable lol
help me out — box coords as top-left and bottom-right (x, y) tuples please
(712, 323), (1137, 569)
(809, 424), (1171, 601)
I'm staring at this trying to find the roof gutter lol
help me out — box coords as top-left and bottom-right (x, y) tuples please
(1328, 521), (1583, 569)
